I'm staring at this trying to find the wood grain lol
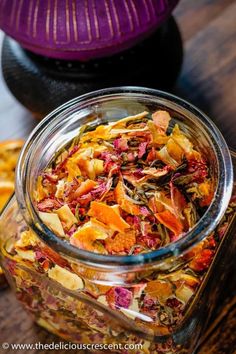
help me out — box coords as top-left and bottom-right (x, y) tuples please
(174, 0), (236, 150)
(1, 0), (236, 352)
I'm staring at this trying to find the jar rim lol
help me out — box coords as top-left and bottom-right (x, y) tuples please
(16, 86), (233, 268)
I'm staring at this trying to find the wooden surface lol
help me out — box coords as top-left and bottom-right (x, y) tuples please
(0, 0), (236, 353)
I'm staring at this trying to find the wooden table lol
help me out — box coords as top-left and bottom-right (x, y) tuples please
(0, 1), (236, 353)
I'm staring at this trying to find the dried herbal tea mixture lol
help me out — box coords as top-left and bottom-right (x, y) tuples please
(35, 110), (214, 254)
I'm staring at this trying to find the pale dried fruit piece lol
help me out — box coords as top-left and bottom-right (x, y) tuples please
(157, 146), (179, 169)
(38, 211), (65, 237)
(175, 284), (194, 303)
(65, 159), (81, 182)
(15, 249), (36, 262)
(55, 204), (77, 229)
(120, 299), (153, 322)
(110, 111), (148, 129)
(48, 265), (83, 290)
(110, 126), (149, 135)
(55, 180), (65, 199)
(152, 110), (171, 134)
(15, 230), (37, 248)
(160, 271), (200, 288)
(142, 167), (169, 178)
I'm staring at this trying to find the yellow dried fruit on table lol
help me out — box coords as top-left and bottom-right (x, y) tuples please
(0, 139), (24, 210)
(0, 180), (14, 210)
(0, 139), (24, 285)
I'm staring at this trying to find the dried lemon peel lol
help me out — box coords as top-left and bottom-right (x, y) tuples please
(55, 204), (77, 229)
(48, 265), (83, 290)
(73, 179), (97, 198)
(109, 111), (149, 129)
(65, 159), (81, 182)
(38, 211), (65, 237)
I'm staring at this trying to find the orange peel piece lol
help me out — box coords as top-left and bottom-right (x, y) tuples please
(155, 210), (183, 236)
(73, 179), (97, 198)
(145, 280), (173, 303)
(114, 181), (141, 216)
(88, 201), (130, 233)
(70, 220), (109, 253)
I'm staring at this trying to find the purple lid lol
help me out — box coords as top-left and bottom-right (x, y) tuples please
(0, 0), (179, 61)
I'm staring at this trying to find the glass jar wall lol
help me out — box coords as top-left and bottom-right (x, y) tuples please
(0, 88), (235, 354)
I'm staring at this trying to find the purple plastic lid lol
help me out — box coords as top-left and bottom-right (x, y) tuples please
(0, 0), (179, 61)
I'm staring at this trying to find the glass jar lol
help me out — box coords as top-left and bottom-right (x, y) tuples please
(0, 87), (235, 354)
